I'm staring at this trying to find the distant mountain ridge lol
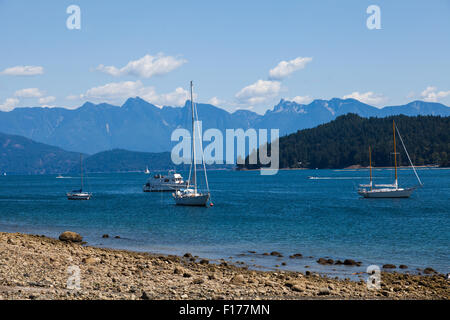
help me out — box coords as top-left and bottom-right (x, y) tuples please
(0, 132), (181, 174)
(0, 132), (82, 175)
(0, 97), (448, 154)
(0, 132), (227, 175)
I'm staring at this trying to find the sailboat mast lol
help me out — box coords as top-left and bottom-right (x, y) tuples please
(80, 153), (83, 191)
(190, 81), (197, 193)
(393, 120), (398, 187)
(369, 146), (372, 190)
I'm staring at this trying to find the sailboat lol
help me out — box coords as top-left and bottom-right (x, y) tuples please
(144, 166), (150, 174)
(358, 120), (423, 198)
(173, 81), (211, 207)
(67, 154), (92, 200)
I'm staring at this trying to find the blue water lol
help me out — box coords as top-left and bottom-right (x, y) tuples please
(0, 169), (448, 278)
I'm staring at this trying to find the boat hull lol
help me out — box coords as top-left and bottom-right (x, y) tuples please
(174, 194), (210, 206)
(67, 193), (91, 200)
(358, 188), (415, 198)
(143, 183), (188, 192)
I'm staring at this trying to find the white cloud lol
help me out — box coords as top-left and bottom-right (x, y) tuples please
(80, 80), (189, 106)
(1, 65), (44, 76)
(420, 86), (450, 102)
(82, 81), (143, 102)
(269, 57), (312, 80)
(290, 95), (313, 104)
(235, 80), (281, 105)
(208, 97), (223, 106)
(14, 88), (44, 98)
(96, 54), (187, 78)
(0, 98), (20, 111)
(39, 96), (56, 105)
(145, 87), (190, 106)
(343, 91), (387, 106)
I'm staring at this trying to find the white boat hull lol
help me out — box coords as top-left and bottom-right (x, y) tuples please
(67, 192), (91, 200)
(358, 188), (415, 198)
(174, 193), (210, 206)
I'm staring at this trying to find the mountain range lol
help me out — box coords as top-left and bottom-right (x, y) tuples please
(0, 97), (449, 155)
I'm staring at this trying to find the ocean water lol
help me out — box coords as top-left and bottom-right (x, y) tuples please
(0, 168), (448, 278)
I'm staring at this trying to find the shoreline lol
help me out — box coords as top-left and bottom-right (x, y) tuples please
(0, 232), (448, 300)
(236, 165), (446, 171)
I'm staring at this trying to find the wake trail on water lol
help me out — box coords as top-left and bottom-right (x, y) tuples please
(308, 177), (369, 180)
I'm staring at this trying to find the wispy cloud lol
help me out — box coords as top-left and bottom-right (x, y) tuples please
(1, 65), (44, 76)
(79, 80), (189, 106)
(420, 86), (450, 102)
(290, 95), (313, 104)
(269, 57), (312, 80)
(14, 88), (44, 98)
(0, 98), (20, 111)
(207, 97), (224, 106)
(235, 80), (281, 105)
(39, 96), (56, 105)
(96, 54), (187, 78)
(343, 91), (387, 106)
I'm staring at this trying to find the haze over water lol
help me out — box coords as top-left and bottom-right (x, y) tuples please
(0, 169), (448, 278)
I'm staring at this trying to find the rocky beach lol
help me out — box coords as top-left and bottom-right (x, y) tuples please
(0, 232), (448, 300)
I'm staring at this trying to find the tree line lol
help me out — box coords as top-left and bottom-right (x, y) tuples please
(240, 114), (450, 169)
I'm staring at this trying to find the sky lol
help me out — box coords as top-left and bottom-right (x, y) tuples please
(0, 0), (449, 114)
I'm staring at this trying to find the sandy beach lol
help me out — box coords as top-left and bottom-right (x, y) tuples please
(0, 232), (448, 300)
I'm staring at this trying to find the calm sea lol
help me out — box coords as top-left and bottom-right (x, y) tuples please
(0, 168), (448, 278)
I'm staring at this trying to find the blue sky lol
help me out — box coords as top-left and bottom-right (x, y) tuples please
(0, 0), (449, 114)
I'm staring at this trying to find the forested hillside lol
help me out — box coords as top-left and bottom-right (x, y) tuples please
(241, 114), (450, 169)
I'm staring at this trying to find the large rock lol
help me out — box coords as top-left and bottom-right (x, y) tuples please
(270, 251), (283, 257)
(318, 287), (330, 295)
(82, 257), (100, 265)
(423, 267), (436, 274)
(59, 231), (82, 243)
(230, 274), (245, 285)
(343, 259), (361, 266)
(317, 258), (334, 265)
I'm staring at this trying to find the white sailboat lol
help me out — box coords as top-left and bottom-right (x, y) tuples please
(358, 120), (422, 198)
(173, 81), (212, 207)
(144, 166), (150, 174)
(67, 154), (92, 200)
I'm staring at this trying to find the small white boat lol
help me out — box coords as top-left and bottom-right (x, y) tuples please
(173, 81), (212, 207)
(358, 121), (422, 199)
(67, 189), (92, 200)
(67, 154), (92, 200)
(144, 166), (150, 174)
(143, 170), (187, 192)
